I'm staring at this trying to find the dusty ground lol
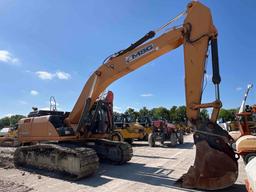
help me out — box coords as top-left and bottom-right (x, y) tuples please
(0, 135), (247, 192)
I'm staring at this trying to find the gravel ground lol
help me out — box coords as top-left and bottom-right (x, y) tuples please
(0, 147), (15, 168)
(0, 135), (246, 192)
(0, 180), (33, 192)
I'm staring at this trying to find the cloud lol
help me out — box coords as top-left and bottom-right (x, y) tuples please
(0, 50), (20, 65)
(236, 87), (242, 91)
(40, 106), (63, 111)
(126, 106), (139, 111)
(140, 93), (153, 97)
(113, 106), (122, 113)
(35, 70), (71, 80)
(30, 90), (39, 96)
(56, 71), (71, 80)
(36, 71), (55, 80)
(40, 107), (50, 110)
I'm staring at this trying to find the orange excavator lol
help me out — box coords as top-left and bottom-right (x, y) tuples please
(15, 1), (238, 190)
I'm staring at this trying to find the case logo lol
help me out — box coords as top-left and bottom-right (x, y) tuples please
(126, 44), (155, 63)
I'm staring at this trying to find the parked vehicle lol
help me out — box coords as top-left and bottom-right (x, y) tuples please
(113, 114), (145, 144)
(148, 120), (183, 147)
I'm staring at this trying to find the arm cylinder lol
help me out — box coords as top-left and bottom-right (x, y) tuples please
(211, 38), (221, 85)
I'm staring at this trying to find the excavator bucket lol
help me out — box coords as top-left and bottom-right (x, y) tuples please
(180, 120), (238, 190)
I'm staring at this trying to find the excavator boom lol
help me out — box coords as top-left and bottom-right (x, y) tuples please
(68, 2), (217, 127)
(67, 27), (183, 127)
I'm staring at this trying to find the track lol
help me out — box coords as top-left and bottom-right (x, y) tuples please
(87, 139), (133, 164)
(14, 144), (99, 179)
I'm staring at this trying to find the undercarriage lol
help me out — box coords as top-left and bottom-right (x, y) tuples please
(14, 139), (132, 179)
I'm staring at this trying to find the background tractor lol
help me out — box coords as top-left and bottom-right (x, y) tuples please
(148, 120), (183, 147)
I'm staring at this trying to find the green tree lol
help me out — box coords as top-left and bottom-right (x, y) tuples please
(218, 108), (236, 122)
(0, 120), (4, 129)
(175, 106), (187, 122)
(9, 115), (25, 126)
(139, 107), (150, 117)
(0, 115), (25, 128)
(151, 107), (169, 121)
(0, 117), (10, 128)
(200, 109), (209, 120)
(124, 108), (139, 120)
(169, 106), (177, 122)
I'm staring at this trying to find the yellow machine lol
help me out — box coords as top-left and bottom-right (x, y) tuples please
(0, 127), (19, 147)
(137, 116), (153, 140)
(113, 114), (145, 144)
(15, 1), (238, 190)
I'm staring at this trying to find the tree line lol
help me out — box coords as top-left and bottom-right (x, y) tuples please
(0, 107), (237, 129)
(116, 106), (208, 123)
(115, 106), (238, 123)
(0, 115), (25, 129)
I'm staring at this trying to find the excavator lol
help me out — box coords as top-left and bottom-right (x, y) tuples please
(14, 1), (238, 190)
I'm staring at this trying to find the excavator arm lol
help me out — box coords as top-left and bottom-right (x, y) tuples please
(66, 1), (238, 190)
(68, 2), (218, 126)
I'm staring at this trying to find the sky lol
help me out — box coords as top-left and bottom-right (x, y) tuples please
(0, 0), (256, 117)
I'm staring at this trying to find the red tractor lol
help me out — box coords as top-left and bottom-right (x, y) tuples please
(148, 120), (184, 147)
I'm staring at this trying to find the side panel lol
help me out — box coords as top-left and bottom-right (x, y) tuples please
(18, 116), (61, 143)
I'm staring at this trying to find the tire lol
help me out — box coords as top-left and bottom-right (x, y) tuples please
(160, 134), (165, 145)
(124, 138), (133, 144)
(178, 131), (184, 144)
(148, 133), (155, 147)
(243, 153), (256, 164)
(143, 134), (149, 141)
(170, 133), (177, 147)
(110, 131), (124, 142)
